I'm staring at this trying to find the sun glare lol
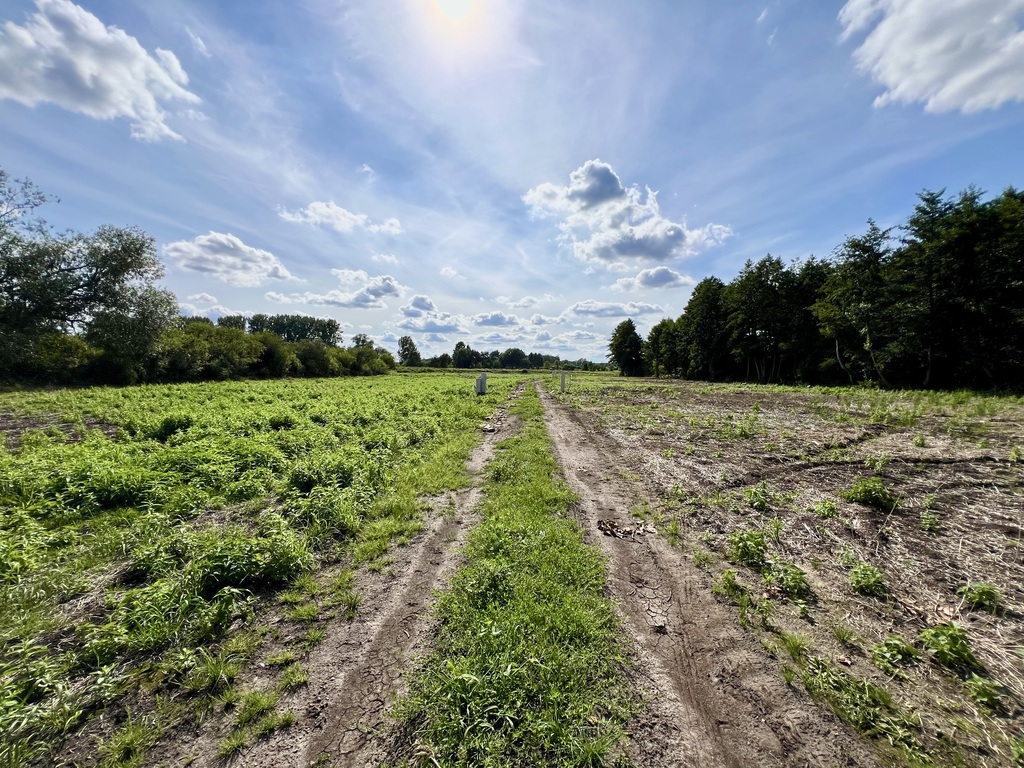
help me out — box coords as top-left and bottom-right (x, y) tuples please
(432, 0), (474, 22)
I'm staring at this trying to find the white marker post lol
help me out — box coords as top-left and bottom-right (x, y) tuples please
(475, 372), (488, 395)
(560, 370), (567, 393)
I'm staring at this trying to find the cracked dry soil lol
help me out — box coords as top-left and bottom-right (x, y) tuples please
(537, 383), (880, 768)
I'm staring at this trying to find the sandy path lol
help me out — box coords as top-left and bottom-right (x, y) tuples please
(537, 383), (881, 768)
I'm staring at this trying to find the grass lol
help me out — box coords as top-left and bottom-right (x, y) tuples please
(0, 373), (524, 762)
(399, 385), (634, 765)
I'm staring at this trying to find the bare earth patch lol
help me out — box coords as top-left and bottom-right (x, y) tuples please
(547, 379), (1024, 767)
(538, 383), (879, 768)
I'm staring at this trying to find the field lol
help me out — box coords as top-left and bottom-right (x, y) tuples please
(546, 377), (1024, 767)
(1, 372), (1023, 767)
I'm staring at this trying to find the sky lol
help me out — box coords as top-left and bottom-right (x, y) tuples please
(2, 0), (1023, 361)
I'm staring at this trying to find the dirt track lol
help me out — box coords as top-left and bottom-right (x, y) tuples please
(537, 383), (881, 768)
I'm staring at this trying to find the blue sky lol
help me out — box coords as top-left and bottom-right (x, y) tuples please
(2, 0), (1023, 361)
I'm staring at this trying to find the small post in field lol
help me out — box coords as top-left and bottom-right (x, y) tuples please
(560, 370), (568, 393)
(475, 372), (488, 395)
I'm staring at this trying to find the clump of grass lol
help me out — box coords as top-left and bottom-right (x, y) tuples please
(265, 650), (297, 667)
(849, 562), (887, 598)
(871, 636), (920, 676)
(278, 663), (308, 691)
(957, 582), (1001, 613)
(182, 649), (240, 694)
(864, 453), (891, 472)
(218, 731), (249, 760)
(235, 690), (278, 728)
(252, 711), (295, 739)
(303, 628), (326, 649)
(842, 477), (899, 511)
(713, 568), (745, 601)
(97, 714), (160, 768)
(779, 631), (810, 662)
(727, 529), (768, 570)
(831, 624), (858, 648)
(286, 603), (319, 623)
(912, 433), (927, 448)
(919, 623), (981, 675)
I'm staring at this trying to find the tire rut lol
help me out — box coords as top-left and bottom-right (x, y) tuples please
(537, 383), (881, 768)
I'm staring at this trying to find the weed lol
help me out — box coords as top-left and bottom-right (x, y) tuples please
(744, 481), (791, 512)
(265, 650), (297, 667)
(811, 498), (838, 519)
(838, 547), (859, 568)
(286, 603), (319, 623)
(920, 509), (940, 533)
(764, 561), (811, 599)
(691, 548), (713, 568)
(780, 632), (810, 662)
(919, 624), (981, 675)
(962, 675), (1002, 710)
(802, 657), (920, 756)
(781, 665), (796, 686)
(235, 690), (278, 728)
(764, 517), (784, 545)
(303, 628), (327, 648)
(1011, 737), (1024, 766)
(97, 714), (160, 768)
(182, 649), (240, 694)
(871, 636), (920, 676)
(842, 477), (899, 511)
(253, 711), (295, 739)
(713, 569), (745, 601)
(727, 529), (768, 570)
(864, 453), (892, 472)
(957, 582), (1001, 613)
(912, 433), (927, 448)
(278, 663), (308, 691)
(218, 730), (249, 760)
(832, 624), (858, 648)
(1011, 445), (1022, 463)
(849, 562), (887, 598)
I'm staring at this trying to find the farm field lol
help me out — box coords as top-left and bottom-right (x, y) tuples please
(3, 370), (1023, 768)
(0, 373), (523, 766)
(543, 376), (1024, 767)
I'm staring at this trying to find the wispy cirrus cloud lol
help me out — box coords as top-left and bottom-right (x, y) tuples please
(839, 0), (1024, 113)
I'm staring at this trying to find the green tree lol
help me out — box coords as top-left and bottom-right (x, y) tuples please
(608, 318), (644, 376)
(680, 277), (729, 380)
(397, 335), (422, 366)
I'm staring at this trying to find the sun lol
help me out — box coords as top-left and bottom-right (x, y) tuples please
(432, 0), (474, 22)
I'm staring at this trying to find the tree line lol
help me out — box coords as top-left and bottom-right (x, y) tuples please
(397, 337), (606, 371)
(610, 186), (1023, 390)
(0, 169), (394, 385)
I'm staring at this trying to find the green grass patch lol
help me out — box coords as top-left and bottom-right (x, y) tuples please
(399, 385), (634, 766)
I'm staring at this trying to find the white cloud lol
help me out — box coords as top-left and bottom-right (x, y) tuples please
(757, 8), (769, 23)
(0, 0), (199, 141)
(440, 265), (465, 280)
(613, 266), (695, 291)
(397, 313), (465, 333)
(506, 295), (540, 308)
(473, 311), (520, 327)
(371, 252), (399, 264)
(186, 292), (218, 304)
(530, 313), (558, 326)
(562, 299), (664, 318)
(358, 163), (376, 181)
(839, 0), (1024, 113)
(185, 26), (209, 57)
(476, 332), (522, 345)
(278, 201), (403, 234)
(266, 270), (404, 309)
(400, 294), (438, 317)
(523, 159), (731, 265)
(534, 330), (552, 342)
(164, 232), (295, 287)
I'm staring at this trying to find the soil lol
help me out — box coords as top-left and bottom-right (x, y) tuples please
(537, 383), (882, 768)
(544, 379), (1024, 768)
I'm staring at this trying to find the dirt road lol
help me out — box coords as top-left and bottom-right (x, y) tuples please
(537, 383), (881, 768)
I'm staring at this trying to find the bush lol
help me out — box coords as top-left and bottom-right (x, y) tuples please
(842, 476), (899, 510)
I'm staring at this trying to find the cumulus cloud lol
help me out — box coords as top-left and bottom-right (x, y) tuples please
(266, 270), (404, 309)
(164, 232), (294, 287)
(534, 330), (552, 342)
(0, 0), (199, 141)
(839, 0), (1024, 113)
(397, 313), (465, 334)
(440, 265), (465, 280)
(372, 252), (398, 264)
(562, 299), (664, 318)
(473, 311), (520, 327)
(530, 313), (559, 326)
(524, 159), (731, 265)
(476, 332), (521, 345)
(186, 292), (218, 304)
(613, 266), (695, 291)
(278, 201), (403, 234)
(400, 294), (438, 317)
(506, 295), (540, 308)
